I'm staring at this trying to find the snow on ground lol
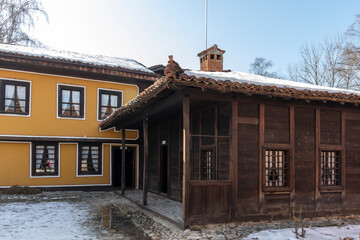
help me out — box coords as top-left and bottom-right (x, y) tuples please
(244, 225), (360, 240)
(0, 201), (98, 240)
(0, 43), (153, 73)
(185, 70), (360, 96)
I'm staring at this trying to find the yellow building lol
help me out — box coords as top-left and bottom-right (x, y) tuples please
(0, 44), (158, 189)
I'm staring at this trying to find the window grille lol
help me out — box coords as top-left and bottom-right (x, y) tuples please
(265, 150), (289, 188)
(79, 144), (102, 175)
(201, 149), (215, 180)
(32, 142), (58, 176)
(321, 151), (340, 186)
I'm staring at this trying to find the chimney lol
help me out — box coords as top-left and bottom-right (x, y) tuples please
(197, 44), (225, 72)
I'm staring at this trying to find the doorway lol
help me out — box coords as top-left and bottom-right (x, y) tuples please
(112, 146), (136, 188)
(160, 145), (168, 194)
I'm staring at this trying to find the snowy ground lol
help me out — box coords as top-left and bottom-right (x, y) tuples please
(244, 225), (360, 240)
(0, 201), (98, 240)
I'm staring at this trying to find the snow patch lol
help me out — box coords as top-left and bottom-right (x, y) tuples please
(185, 70), (360, 96)
(0, 43), (153, 73)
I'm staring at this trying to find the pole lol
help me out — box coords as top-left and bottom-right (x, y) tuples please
(205, 0), (208, 49)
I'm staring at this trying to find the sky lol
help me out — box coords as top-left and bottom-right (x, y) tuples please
(31, 0), (360, 77)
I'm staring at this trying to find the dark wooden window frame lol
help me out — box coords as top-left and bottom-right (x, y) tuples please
(190, 103), (231, 181)
(262, 146), (292, 192)
(78, 142), (102, 176)
(31, 142), (59, 177)
(98, 89), (123, 120)
(318, 146), (343, 191)
(58, 84), (85, 118)
(0, 79), (30, 115)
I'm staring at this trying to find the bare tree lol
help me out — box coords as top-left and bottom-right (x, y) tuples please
(0, 0), (48, 46)
(338, 43), (360, 89)
(249, 57), (279, 78)
(296, 43), (325, 86)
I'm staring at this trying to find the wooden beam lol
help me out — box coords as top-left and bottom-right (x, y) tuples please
(143, 114), (149, 205)
(230, 100), (238, 218)
(259, 104), (265, 214)
(315, 108), (320, 211)
(121, 129), (126, 195)
(290, 106), (295, 214)
(341, 111), (346, 210)
(182, 96), (191, 225)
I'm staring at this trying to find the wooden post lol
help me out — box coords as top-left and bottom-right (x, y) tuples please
(290, 106), (295, 214)
(341, 111), (346, 210)
(183, 96), (190, 225)
(121, 128), (126, 195)
(230, 100), (238, 219)
(259, 103), (265, 214)
(315, 108), (320, 211)
(143, 114), (149, 205)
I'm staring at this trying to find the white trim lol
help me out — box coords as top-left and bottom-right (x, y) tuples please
(97, 88), (124, 122)
(76, 143), (104, 177)
(0, 78), (32, 117)
(0, 184), (111, 188)
(108, 143), (139, 188)
(0, 67), (140, 95)
(56, 83), (86, 120)
(0, 133), (138, 141)
(30, 142), (61, 179)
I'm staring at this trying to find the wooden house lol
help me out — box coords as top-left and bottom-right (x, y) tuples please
(0, 44), (158, 189)
(100, 45), (360, 227)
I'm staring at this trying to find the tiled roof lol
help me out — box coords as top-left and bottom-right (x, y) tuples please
(100, 70), (360, 130)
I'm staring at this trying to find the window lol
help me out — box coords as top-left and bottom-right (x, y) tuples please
(201, 149), (216, 180)
(264, 150), (289, 188)
(0, 80), (30, 115)
(321, 151), (341, 186)
(210, 54), (214, 59)
(32, 142), (58, 176)
(58, 85), (84, 118)
(78, 143), (102, 175)
(98, 89), (122, 120)
(217, 54), (221, 60)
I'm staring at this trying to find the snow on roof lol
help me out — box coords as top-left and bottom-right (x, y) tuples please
(185, 70), (360, 96)
(0, 43), (153, 73)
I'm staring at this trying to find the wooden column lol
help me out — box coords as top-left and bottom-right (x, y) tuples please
(290, 106), (295, 214)
(143, 115), (149, 205)
(182, 96), (190, 225)
(315, 108), (320, 211)
(259, 103), (265, 214)
(230, 100), (238, 218)
(121, 128), (126, 195)
(341, 111), (346, 210)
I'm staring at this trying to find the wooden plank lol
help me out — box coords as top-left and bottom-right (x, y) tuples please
(143, 115), (149, 205)
(290, 106), (295, 214)
(259, 103), (265, 214)
(315, 108), (320, 211)
(182, 96), (191, 224)
(238, 117), (259, 125)
(121, 129), (126, 195)
(231, 100), (238, 218)
(341, 111), (346, 210)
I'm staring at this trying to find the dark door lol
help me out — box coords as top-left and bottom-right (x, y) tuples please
(112, 146), (136, 188)
(160, 145), (168, 194)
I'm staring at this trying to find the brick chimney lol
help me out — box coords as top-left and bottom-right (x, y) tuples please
(197, 44), (225, 72)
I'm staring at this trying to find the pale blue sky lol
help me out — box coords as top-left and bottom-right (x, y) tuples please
(32, 0), (360, 76)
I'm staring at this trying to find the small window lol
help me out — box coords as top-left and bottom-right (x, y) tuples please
(0, 80), (30, 115)
(265, 150), (289, 188)
(98, 89), (122, 120)
(210, 54), (214, 59)
(78, 143), (102, 175)
(58, 85), (84, 118)
(217, 55), (221, 60)
(201, 149), (215, 180)
(321, 151), (341, 186)
(32, 142), (58, 176)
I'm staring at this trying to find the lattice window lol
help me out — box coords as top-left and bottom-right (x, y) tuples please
(321, 151), (341, 186)
(201, 149), (215, 180)
(32, 142), (58, 176)
(79, 144), (102, 175)
(265, 150), (289, 188)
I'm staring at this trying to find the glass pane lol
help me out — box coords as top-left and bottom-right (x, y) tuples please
(62, 90), (71, 103)
(18, 100), (26, 112)
(17, 86), (26, 100)
(72, 91), (80, 104)
(101, 94), (109, 106)
(5, 85), (15, 98)
(4, 100), (14, 111)
(110, 95), (118, 107)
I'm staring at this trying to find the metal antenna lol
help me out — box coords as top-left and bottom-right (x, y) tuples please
(205, 0), (208, 49)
